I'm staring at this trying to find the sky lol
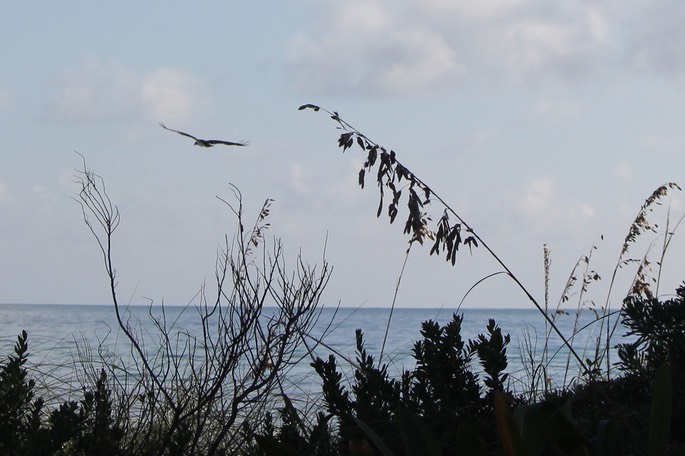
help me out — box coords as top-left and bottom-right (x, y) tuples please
(1, 1), (684, 310)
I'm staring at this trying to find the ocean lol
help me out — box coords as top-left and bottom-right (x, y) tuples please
(0, 304), (630, 401)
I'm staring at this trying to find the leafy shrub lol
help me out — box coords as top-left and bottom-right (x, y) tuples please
(617, 283), (685, 446)
(618, 283), (685, 378)
(0, 331), (122, 456)
(0, 330), (44, 455)
(311, 314), (511, 455)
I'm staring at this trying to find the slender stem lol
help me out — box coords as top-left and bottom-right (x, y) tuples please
(380, 245), (412, 364)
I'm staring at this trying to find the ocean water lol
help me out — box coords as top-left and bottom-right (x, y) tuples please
(0, 304), (631, 400)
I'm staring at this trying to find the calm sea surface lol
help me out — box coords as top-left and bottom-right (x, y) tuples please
(0, 304), (631, 400)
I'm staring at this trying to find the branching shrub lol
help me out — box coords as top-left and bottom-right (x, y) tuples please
(72, 156), (332, 455)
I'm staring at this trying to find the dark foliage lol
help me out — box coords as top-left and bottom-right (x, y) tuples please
(0, 331), (122, 456)
(617, 282), (685, 446)
(311, 314), (510, 455)
(0, 330), (44, 455)
(468, 319), (511, 394)
(618, 283), (685, 377)
(4, 286), (685, 455)
(270, 284), (685, 455)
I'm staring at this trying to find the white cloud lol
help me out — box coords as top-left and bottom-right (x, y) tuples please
(336, 1), (389, 32)
(622, 2), (685, 74)
(286, 0), (460, 96)
(288, 162), (308, 193)
(515, 176), (595, 234)
(141, 69), (207, 122)
(43, 58), (207, 124)
(642, 135), (681, 153)
(532, 97), (581, 119)
(372, 31), (460, 94)
(587, 9), (610, 43)
(287, 0), (685, 96)
(57, 169), (74, 188)
(465, 129), (497, 148)
(615, 162), (635, 185)
(422, 0), (527, 19)
(502, 19), (594, 76)
(324, 157), (367, 204)
(288, 27), (460, 95)
(671, 196), (684, 216)
(518, 176), (555, 216)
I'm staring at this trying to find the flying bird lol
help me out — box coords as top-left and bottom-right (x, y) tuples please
(160, 123), (248, 147)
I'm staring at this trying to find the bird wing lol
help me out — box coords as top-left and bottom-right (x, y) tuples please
(206, 139), (249, 147)
(159, 123), (199, 141)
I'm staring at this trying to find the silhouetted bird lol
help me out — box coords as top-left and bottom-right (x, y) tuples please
(160, 123), (248, 147)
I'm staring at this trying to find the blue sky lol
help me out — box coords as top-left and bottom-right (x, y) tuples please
(1, 1), (683, 309)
